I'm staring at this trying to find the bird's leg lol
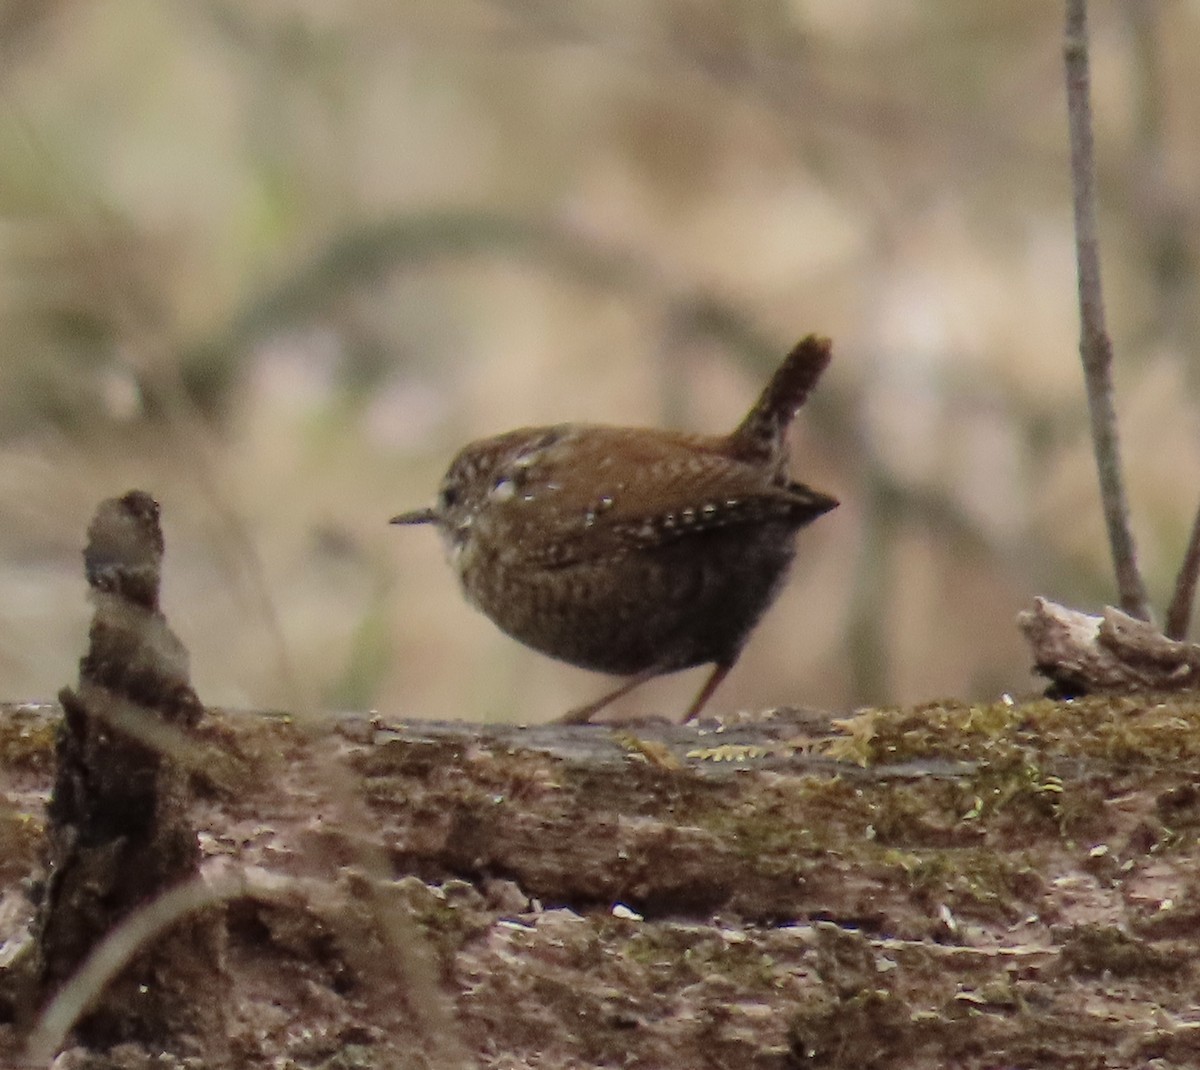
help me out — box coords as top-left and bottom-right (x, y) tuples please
(556, 660), (735, 725)
(680, 662), (733, 723)
(555, 667), (665, 725)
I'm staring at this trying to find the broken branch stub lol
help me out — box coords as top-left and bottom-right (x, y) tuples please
(23, 490), (226, 1057)
(1019, 596), (1200, 696)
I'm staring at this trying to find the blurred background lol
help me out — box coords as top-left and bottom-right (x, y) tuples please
(0, 0), (1197, 722)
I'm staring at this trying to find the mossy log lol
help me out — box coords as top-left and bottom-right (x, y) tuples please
(1, 691), (1199, 1069)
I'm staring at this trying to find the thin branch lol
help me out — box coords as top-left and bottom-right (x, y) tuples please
(24, 875), (247, 1066)
(1165, 500), (1200, 640)
(1063, 0), (1152, 620)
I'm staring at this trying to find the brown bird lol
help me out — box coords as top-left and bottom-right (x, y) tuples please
(391, 334), (838, 723)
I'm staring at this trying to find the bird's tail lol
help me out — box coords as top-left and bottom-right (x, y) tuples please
(727, 334), (832, 465)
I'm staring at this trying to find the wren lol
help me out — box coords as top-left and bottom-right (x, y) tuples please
(391, 334), (838, 724)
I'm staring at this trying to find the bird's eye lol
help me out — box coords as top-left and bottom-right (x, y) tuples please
(439, 485), (460, 510)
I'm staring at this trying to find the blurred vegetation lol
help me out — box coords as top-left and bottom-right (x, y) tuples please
(0, 0), (1197, 720)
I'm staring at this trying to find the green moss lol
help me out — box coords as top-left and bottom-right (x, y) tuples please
(1058, 925), (1186, 979)
(409, 898), (491, 957)
(0, 807), (43, 880)
(788, 988), (915, 1069)
(0, 705), (57, 772)
(315, 1045), (376, 1069)
(828, 694), (1200, 770)
(617, 924), (788, 991)
(888, 847), (1042, 922)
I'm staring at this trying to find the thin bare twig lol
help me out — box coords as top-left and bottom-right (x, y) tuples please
(1165, 501), (1200, 640)
(1063, 0), (1152, 621)
(24, 875), (247, 1066)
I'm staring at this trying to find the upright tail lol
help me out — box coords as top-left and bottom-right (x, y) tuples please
(726, 334), (832, 465)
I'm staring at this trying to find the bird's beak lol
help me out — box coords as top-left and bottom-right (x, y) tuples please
(389, 507), (438, 526)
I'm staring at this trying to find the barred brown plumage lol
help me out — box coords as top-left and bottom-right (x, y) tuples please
(392, 334), (838, 724)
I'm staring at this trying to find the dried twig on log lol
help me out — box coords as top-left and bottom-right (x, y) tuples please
(1019, 596), (1200, 695)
